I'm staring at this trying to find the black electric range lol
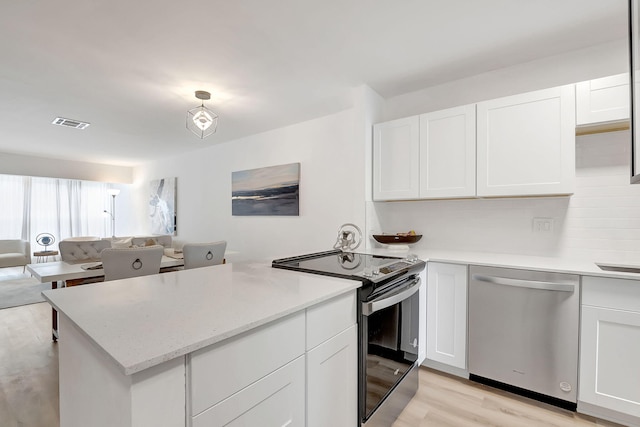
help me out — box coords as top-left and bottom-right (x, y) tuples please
(272, 249), (426, 425)
(272, 249), (425, 299)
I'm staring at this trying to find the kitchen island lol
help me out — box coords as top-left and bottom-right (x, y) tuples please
(42, 262), (360, 427)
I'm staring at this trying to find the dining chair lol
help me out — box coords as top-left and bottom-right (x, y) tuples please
(101, 245), (163, 281)
(182, 241), (227, 270)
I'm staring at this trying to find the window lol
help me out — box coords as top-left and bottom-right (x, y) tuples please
(0, 174), (110, 249)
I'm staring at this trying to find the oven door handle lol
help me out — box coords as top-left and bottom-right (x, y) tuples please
(362, 277), (421, 316)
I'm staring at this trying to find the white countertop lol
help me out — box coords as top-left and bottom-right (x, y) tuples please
(42, 262), (360, 376)
(368, 247), (640, 281)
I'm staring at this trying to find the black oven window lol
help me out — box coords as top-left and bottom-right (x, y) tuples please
(365, 296), (419, 416)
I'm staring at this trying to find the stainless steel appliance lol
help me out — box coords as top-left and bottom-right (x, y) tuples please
(468, 265), (580, 410)
(272, 250), (425, 425)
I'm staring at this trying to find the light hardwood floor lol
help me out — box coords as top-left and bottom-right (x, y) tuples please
(393, 368), (624, 427)
(0, 302), (59, 427)
(0, 265), (626, 427)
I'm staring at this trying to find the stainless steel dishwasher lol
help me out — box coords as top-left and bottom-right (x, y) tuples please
(468, 265), (580, 410)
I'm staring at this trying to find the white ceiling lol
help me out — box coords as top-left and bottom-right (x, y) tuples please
(0, 0), (627, 166)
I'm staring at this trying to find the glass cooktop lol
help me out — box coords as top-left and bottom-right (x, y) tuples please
(272, 249), (422, 284)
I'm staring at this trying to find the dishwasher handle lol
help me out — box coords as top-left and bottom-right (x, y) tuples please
(362, 277), (420, 316)
(471, 274), (576, 292)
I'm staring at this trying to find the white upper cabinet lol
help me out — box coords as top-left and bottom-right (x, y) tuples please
(476, 85), (575, 197)
(373, 116), (420, 200)
(373, 84), (577, 200)
(576, 73), (630, 126)
(419, 105), (476, 199)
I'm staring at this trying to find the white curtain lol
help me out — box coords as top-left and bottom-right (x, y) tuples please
(0, 174), (110, 250)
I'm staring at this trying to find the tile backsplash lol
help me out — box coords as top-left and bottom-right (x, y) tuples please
(367, 130), (640, 263)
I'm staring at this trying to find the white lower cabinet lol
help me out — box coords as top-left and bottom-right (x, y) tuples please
(192, 356), (305, 427)
(579, 276), (640, 426)
(307, 325), (358, 427)
(425, 262), (467, 371)
(189, 290), (357, 427)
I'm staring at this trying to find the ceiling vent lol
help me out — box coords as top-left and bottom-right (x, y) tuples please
(51, 117), (90, 130)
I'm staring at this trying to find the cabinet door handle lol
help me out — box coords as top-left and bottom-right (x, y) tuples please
(472, 274), (575, 292)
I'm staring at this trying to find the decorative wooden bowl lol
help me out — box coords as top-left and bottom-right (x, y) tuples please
(372, 234), (422, 244)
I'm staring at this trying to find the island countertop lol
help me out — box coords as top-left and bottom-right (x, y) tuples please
(42, 262), (360, 376)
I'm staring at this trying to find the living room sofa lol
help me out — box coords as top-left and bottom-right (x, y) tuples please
(107, 235), (173, 249)
(58, 235), (173, 264)
(0, 239), (31, 270)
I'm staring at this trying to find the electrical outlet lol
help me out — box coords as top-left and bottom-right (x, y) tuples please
(532, 217), (554, 233)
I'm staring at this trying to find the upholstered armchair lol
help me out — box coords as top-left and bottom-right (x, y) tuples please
(101, 246), (163, 281)
(59, 240), (111, 264)
(182, 241), (227, 269)
(0, 239), (31, 271)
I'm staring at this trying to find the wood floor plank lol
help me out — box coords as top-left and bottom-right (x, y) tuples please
(393, 367), (625, 427)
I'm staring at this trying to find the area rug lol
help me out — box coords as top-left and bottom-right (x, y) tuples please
(0, 278), (51, 310)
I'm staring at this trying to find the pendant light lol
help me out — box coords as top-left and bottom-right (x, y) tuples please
(186, 90), (218, 139)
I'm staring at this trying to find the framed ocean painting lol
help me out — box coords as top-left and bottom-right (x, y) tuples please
(232, 163), (300, 216)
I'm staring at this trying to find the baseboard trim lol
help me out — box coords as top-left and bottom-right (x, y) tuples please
(420, 358), (468, 379)
(469, 374), (576, 412)
(578, 400), (640, 427)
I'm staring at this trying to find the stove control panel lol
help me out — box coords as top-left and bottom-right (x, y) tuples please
(379, 261), (410, 275)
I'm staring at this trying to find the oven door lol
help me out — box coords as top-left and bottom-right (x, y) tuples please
(360, 275), (420, 425)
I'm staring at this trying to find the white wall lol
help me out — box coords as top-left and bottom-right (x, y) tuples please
(133, 108), (366, 262)
(383, 40), (628, 121)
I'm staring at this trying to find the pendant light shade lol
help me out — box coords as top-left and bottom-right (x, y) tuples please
(187, 90), (218, 139)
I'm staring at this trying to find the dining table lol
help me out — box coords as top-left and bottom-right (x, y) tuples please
(27, 254), (185, 341)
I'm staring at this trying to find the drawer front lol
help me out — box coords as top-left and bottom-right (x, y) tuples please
(582, 276), (640, 312)
(192, 356), (305, 427)
(306, 290), (356, 350)
(307, 325), (357, 427)
(190, 312), (305, 416)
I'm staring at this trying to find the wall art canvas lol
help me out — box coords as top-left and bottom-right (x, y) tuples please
(149, 177), (177, 235)
(232, 163), (300, 216)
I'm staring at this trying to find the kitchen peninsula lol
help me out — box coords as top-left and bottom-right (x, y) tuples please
(42, 262), (360, 427)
